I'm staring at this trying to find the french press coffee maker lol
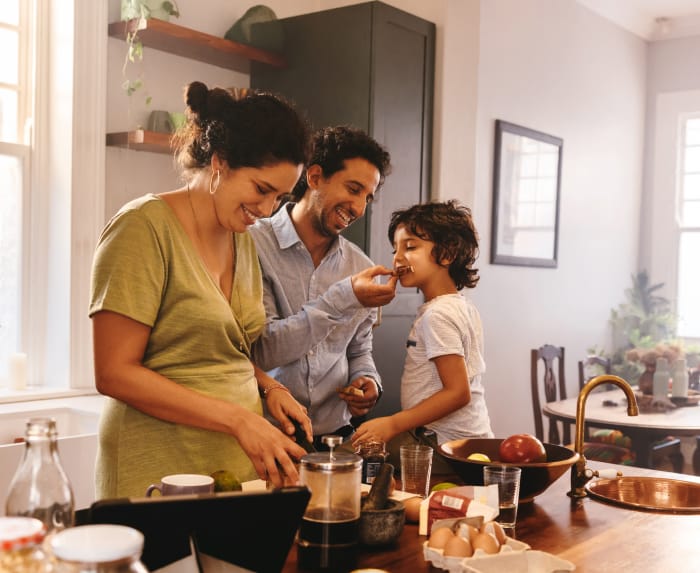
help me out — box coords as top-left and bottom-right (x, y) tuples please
(297, 435), (362, 571)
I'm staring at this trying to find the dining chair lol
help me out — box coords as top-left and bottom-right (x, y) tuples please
(531, 345), (570, 446)
(578, 355), (612, 390)
(578, 353), (684, 473)
(531, 345), (636, 465)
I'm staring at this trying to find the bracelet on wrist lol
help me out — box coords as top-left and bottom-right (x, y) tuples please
(261, 385), (290, 399)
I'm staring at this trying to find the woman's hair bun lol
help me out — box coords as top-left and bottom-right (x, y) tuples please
(185, 81), (209, 115)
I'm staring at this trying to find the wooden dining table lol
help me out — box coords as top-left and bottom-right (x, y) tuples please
(282, 463), (700, 572)
(542, 387), (700, 469)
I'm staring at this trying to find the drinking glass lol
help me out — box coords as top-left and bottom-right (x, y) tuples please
(483, 465), (521, 528)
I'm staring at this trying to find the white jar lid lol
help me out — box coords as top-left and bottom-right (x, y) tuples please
(0, 517), (46, 551)
(50, 524), (144, 563)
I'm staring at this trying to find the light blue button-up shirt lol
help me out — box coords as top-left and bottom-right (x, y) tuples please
(250, 204), (381, 435)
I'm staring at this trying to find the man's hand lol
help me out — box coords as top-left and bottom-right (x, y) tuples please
(338, 376), (380, 417)
(351, 265), (397, 307)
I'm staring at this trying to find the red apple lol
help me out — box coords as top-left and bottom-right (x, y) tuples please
(499, 434), (547, 463)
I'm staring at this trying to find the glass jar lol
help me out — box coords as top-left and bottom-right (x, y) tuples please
(0, 516), (51, 573)
(355, 440), (387, 484)
(297, 436), (362, 571)
(50, 525), (148, 573)
(5, 418), (74, 533)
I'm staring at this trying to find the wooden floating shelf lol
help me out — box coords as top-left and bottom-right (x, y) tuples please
(108, 18), (286, 73)
(106, 130), (174, 154)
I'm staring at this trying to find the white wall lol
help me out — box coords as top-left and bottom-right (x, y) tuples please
(470, 0), (647, 436)
(104, 0), (651, 438)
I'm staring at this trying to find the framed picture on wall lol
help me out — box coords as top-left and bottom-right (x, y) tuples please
(490, 120), (563, 268)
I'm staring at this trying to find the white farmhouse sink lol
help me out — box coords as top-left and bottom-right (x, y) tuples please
(0, 407), (98, 445)
(0, 404), (101, 513)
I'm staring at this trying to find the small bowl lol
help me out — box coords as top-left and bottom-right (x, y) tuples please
(358, 499), (405, 546)
(438, 437), (579, 503)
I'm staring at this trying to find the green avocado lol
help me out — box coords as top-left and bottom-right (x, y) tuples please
(210, 469), (242, 492)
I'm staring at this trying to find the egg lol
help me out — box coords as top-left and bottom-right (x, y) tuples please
(442, 535), (473, 558)
(464, 523), (480, 544)
(403, 496), (422, 523)
(471, 531), (500, 555)
(480, 521), (506, 546)
(427, 526), (455, 549)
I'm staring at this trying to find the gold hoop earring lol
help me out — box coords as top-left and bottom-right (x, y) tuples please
(209, 170), (221, 195)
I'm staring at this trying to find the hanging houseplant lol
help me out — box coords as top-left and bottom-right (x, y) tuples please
(120, 1), (180, 104)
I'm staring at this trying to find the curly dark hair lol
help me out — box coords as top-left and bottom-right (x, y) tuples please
(387, 200), (480, 290)
(291, 125), (392, 201)
(174, 81), (311, 177)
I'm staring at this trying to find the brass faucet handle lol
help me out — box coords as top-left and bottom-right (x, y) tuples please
(589, 468), (623, 479)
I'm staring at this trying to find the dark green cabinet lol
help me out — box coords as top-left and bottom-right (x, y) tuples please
(251, 1), (434, 266)
(251, 1), (435, 417)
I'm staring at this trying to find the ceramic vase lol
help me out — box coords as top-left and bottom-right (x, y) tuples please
(638, 363), (655, 395)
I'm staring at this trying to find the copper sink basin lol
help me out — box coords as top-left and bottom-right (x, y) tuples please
(586, 476), (700, 514)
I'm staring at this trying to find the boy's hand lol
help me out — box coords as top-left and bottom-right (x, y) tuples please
(351, 416), (399, 447)
(351, 265), (397, 307)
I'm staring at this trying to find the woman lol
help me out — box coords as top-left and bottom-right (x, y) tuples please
(90, 82), (313, 498)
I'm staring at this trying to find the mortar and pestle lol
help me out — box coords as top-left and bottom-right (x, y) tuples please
(359, 462), (405, 546)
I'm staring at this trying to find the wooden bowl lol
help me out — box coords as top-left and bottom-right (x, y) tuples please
(438, 437), (579, 503)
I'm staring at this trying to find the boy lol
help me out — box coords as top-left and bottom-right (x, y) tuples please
(352, 200), (493, 471)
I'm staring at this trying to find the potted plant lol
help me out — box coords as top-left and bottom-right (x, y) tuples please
(120, 1), (180, 104)
(121, 0), (179, 22)
(595, 270), (699, 385)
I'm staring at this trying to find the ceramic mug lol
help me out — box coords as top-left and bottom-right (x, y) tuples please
(147, 109), (173, 133)
(145, 473), (214, 496)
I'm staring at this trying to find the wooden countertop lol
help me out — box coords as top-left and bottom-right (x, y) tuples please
(282, 463), (700, 572)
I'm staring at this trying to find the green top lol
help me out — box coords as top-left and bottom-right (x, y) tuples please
(89, 194), (264, 498)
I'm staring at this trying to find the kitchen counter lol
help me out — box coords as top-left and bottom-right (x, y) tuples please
(282, 463), (700, 572)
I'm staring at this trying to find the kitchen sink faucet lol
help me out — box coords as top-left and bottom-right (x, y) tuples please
(568, 375), (639, 498)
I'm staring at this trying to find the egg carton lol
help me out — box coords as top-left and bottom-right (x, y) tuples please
(459, 550), (575, 573)
(423, 536), (530, 573)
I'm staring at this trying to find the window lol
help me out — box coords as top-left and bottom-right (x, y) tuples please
(677, 116), (700, 338)
(0, 0), (33, 388)
(0, 0), (106, 399)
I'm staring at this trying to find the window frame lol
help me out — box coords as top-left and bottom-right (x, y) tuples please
(650, 91), (700, 345)
(676, 114), (700, 338)
(0, 0), (106, 403)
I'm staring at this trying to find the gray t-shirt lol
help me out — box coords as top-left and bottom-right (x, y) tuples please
(401, 293), (493, 442)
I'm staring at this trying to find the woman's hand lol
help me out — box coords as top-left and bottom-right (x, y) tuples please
(265, 386), (313, 445)
(233, 409), (307, 487)
(255, 364), (313, 446)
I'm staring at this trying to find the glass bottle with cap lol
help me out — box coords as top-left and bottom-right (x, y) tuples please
(5, 418), (74, 533)
(297, 435), (362, 571)
(653, 357), (670, 398)
(355, 440), (387, 485)
(49, 524), (148, 573)
(671, 357), (689, 398)
(0, 516), (51, 573)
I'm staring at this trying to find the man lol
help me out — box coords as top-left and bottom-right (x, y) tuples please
(250, 126), (396, 449)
